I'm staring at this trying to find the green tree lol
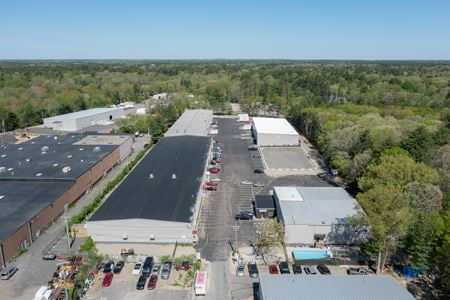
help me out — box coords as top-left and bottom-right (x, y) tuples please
(5, 111), (19, 131)
(357, 185), (412, 273)
(254, 219), (285, 263)
(400, 126), (434, 163)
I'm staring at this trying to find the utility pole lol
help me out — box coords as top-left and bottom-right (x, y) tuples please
(64, 204), (70, 300)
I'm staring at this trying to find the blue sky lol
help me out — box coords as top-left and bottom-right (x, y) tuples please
(0, 0), (449, 59)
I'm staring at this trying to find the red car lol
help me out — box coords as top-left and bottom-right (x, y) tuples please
(206, 181), (218, 186)
(269, 264), (279, 274)
(102, 273), (113, 287)
(209, 168), (220, 173)
(175, 260), (190, 271)
(147, 274), (158, 290)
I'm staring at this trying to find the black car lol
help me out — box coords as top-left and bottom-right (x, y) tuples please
(113, 261), (125, 274)
(136, 274), (146, 290)
(292, 261), (302, 274)
(248, 262), (259, 278)
(254, 168), (264, 174)
(142, 256), (154, 278)
(235, 211), (253, 220)
(279, 261), (290, 274)
(317, 264), (331, 275)
(103, 261), (114, 273)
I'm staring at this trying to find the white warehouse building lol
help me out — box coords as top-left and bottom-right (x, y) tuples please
(273, 186), (366, 246)
(43, 107), (124, 132)
(252, 117), (299, 146)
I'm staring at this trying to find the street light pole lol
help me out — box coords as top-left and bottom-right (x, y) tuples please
(64, 204), (70, 300)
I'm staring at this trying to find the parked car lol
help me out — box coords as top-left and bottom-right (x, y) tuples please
(103, 261), (114, 273)
(213, 158), (222, 163)
(136, 274), (146, 290)
(96, 261), (106, 271)
(147, 274), (158, 290)
(209, 167), (220, 173)
(292, 261), (302, 274)
(304, 266), (317, 275)
(161, 262), (172, 280)
(142, 257), (154, 278)
(236, 264), (245, 277)
(269, 264), (279, 274)
(210, 178), (221, 182)
(1, 266), (18, 280)
(248, 145), (258, 151)
(347, 267), (370, 275)
(42, 252), (57, 260)
(317, 264), (331, 275)
(210, 160), (217, 165)
(241, 180), (253, 185)
(235, 211), (253, 220)
(206, 181), (218, 186)
(113, 261), (125, 274)
(151, 264), (161, 275)
(205, 186), (217, 191)
(254, 168), (264, 174)
(253, 182), (264, 187)
(132, 263), (142, 275)
(317, 173), (328, 179)
(120, 248), (135, 256)
(279, 261), (290, 274)
(175, 260), (190, 271)
(102, 273), (113, 287)
(248, 262), (259, 278)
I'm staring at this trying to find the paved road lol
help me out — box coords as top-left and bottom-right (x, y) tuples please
(0, 135), (149, 300)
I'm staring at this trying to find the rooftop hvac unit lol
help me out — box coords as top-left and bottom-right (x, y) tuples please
(41, 146), (49, 153)
(62, 166), (72, 173)
(149, 173), (154, 179)
(172, 174), (176, 179)
(0, 166), (6, 174)
(93, 146), (101, 152)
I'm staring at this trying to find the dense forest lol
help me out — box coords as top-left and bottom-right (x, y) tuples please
(1, 60), (449, 296)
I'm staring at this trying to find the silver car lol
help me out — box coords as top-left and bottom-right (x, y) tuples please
(236, 264), (245, 277)
(151, 264), (161, 275)
(161, 262), (172, 280)
(1, 266), (18, 280)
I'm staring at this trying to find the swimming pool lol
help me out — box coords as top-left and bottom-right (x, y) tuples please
(292, 248), (332, 260)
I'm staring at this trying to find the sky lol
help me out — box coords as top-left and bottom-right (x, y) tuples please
(0, 0), (449, 60)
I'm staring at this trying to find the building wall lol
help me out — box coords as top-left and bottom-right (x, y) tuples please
(119, 136), (133, 160)
(1, 224), (30, 268)
(87, 219), (195, 244)
(91, 161), (104, 184)
(256, 132), (299, 146)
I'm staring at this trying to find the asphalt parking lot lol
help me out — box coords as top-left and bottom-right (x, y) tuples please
(261, 146), (316, 171)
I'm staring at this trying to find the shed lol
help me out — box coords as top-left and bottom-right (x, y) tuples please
(254, 195), (275, 218)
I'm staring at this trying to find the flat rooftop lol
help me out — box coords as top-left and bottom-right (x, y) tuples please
(252, 117), (298, 135)
(73, 135), (131, 146)
(164, 109), (213, 137)
(0, 181), (72, 242)
(90, 135), (211, 223)
(259, 275), (414, 300)
(44, 107), (123, 121)
(274, 187), (361, 225)
(0, 139), (116, 181)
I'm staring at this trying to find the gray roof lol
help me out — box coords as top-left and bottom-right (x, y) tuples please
(274, 187), (361, 225)
(259, 275), (414, 300)
(164, 109), (213, 137)
(0, 181), (72, 242)
(44, 107), (123, 121)
(89, 135), (211, 223)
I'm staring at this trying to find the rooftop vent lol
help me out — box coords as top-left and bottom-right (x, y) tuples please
(41, 146), (49, 153)
(26, 157), (31, 162)
(172, 174), (177, 179)
(149, 173), (154, 179)
(18, 147), (23, 151)
(0, 195), (4, 200)
(7, 167), (13, 171)
(52, 163), (59, 167)
(35, 172), (43, 177)
(62, 166), (72, 173)
(67, 155), (72, 158)
(0, 166), (6, 174)
(79, 148), (84, 151)
(53, 136), (58, 140)
(93, 146), (101, 152)
(1, 154), (6, 158)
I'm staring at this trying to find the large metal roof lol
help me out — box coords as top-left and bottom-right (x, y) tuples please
(259, 275), (414, 300)
(43, 107), (124, 122)
(89, 135), (211, 223)
(0, 181), (72, 242)
(252, 117), (298, 135)
(273, 187), (361, 225)
(164, 109), (213, 137)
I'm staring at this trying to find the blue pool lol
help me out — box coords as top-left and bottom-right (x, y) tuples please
(292, 248), (332, 260)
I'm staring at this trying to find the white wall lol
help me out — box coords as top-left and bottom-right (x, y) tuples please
(75, 109), (124, 130)
(255, 132), (299, 146)
(86, 218), (195, 244)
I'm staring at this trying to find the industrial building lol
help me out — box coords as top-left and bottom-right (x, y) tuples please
(164, 109), (213, 137)
(252, 117), (299, 146)
(43, 107), (124, 132)
(0, 133), (132, 268)
(273, 186), (364, 246)
(259, 275), (414, 300)
(86, 135), (211, 244)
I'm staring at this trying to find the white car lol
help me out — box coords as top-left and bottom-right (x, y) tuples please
(151, 264), (161, 275)
(241, 180), (253, 185)
(132, 263), (142, 275)
(253, 182), (264, 187)
(210, 178), (221, 182)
